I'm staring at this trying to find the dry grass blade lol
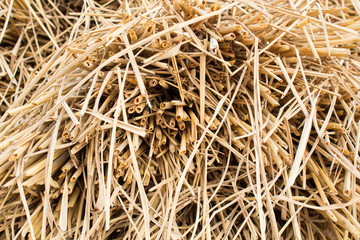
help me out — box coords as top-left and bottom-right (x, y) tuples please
(0, 0), (360, 239)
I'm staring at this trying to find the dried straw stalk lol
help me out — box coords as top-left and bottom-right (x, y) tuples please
(1, 0), (360, 239)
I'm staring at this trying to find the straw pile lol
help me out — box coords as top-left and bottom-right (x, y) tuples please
(1, 0), (360, 239)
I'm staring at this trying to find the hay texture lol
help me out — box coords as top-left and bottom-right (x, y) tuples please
(1, 0), (360, 239)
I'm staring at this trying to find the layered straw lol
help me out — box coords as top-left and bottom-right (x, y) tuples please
(1, 0), (360, 239)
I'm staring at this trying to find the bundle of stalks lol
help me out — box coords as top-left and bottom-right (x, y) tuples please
(0, 0), (80, 116)
(1, 0), (360, 239)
